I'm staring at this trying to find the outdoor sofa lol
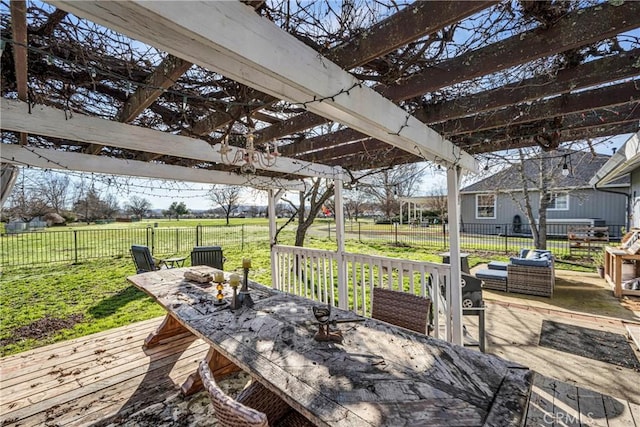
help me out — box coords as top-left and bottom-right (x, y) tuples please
(476, 249), (555, 297)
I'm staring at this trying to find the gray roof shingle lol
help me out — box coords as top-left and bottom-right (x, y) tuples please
(461, 150), (629, 193)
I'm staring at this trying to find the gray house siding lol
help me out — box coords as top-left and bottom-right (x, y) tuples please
(460, 188), (626, 235)
(631, 171), (640, 228)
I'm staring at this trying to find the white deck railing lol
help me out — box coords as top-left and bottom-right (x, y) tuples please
(272, 244), (451, 340)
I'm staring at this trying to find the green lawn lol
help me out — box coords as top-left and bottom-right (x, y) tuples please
(0, 219), (594, 357)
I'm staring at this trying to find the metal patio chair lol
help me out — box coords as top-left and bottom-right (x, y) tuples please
(190, 246), (225, 269)
(130, 245), (160, 274)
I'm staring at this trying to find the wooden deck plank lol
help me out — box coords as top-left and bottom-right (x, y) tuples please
(4, 354), (206, 427)
(1, 319), (638, 426)
(626, 324), (640, 352)
(48, 356), (210, 427)
(0, 317), (163, 374)
(603, 395), (638, 427)
(0, 333), (197, 408)
(524, 374), (556, 427)
(577, 386), (607, 427)
(629, 401), (640, 425)
(552, 380), (580, 427)
(0, 326), (172, 388)
(0, 317), (162, 365)
(1, 337), (205, 423)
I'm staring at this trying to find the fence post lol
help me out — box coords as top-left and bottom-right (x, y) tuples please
(504, 224), (508, 254)
(151, 227), (155, 254)
(175, 228), (179, 253)
(394, 223), (398, 245)
(328, 221), (331, 240)
(196, 225), (200, 247)
(74, 230), (78, 264)
(358, 222), (361, 242)
(242, 224), (245, 251)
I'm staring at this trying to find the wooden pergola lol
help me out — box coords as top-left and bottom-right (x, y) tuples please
(1, 0), (639, 344)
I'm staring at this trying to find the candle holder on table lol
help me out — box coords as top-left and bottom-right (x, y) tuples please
(236, 258), (254, 308)
(228, 273), (241, 310)
(312, 303), (365, 343)
(213, 271), (226, 306)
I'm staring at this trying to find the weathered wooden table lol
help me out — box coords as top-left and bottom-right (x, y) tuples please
(128, 266), (533, 427)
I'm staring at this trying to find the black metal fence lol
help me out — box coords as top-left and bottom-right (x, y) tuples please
(0, 221), (624, 267)
(0, 225), (256, 267)
(341, 221), (623, 256)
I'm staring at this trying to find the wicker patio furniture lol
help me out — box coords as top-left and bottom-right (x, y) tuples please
(371, 287), (431, 334)
(475, 269), (508, 292)
(199, 361), (313, 427)
(507, 261), (555, 297)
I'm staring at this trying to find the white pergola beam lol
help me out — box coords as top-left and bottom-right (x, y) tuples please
(0, 99), (341, 180)
(0, 144), (306, 191)
(50, 1), (477, 172)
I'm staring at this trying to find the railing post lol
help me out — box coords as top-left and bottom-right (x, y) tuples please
(151, 227), (155, 254)
(175, 228), (179, 253)
(328, 221), (331, 240)
(358, 222), (361, 242)
(504, 224), (508, 254)
(196, 225), (200, 247)
(242, 224), (245, 251)
(74, 230), (78, 264)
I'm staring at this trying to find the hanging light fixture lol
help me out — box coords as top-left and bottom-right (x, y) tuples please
(561, 154), (570, 176)
(219, 128), (280, 175)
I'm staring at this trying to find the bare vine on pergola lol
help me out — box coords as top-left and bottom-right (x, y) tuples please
(1, 0), (638, 238)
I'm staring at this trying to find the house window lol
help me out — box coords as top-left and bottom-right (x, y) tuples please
(476, 194), (496, 219)
(547, 193), (569, 210)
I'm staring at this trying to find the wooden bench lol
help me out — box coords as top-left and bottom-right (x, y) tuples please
(568, 226), (609, 258)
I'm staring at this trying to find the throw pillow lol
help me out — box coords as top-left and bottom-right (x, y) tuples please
(525, 250), (539, 259)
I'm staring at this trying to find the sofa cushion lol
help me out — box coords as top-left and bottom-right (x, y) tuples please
(520, 249), (553, 260)
(488, 261), (509, 271)
(475, 269), (508, 281)
(510, 257), (550, 268)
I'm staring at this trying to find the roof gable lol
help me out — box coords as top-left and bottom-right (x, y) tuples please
(461, 150), (629, 193)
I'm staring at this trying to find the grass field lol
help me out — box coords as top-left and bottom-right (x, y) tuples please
(0, 219), (594, 356)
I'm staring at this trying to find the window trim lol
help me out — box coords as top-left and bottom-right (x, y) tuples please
(547, 192), (569, 211)
(475, 193), (496, 219)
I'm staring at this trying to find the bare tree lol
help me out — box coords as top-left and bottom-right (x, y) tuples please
(72, 182), (118, 223)
(343, 188), (369, 221)
(36, 172), (69, 214)
(482, 147), (600, 249)
(359, 164), (423, 220)
(5, 174), (48, 222)
(208, 185), (242, 225)
(102, 193), (120, 219)
(126, 196), (151, 220)
(273, 178), (335, 247)
(425, 186), (448, 225)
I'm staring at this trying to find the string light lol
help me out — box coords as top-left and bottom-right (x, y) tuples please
(561, 154), (570, 176)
